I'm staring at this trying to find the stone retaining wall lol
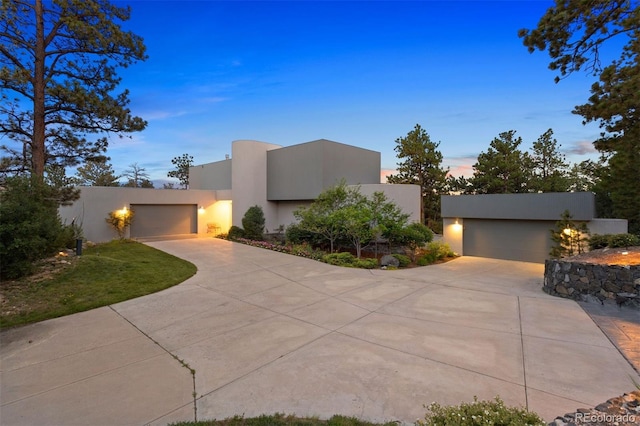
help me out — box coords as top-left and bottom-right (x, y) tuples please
(543, 259), (640, 305)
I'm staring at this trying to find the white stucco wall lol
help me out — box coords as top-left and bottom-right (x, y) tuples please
(442, 217), (464, 255)
(356, 183), (421, 224)
(231, 140), (281, 231)
(59, 186), (226, 243)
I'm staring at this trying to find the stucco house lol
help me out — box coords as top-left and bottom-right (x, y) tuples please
(59, 139), (421, 243)
(441, 192), (628, 263)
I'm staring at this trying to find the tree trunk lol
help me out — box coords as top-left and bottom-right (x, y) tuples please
(32, 0), (46, 176)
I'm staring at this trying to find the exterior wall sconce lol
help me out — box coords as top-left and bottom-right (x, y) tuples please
(452, 218), (462, 231)
(198, 206), (205, 213)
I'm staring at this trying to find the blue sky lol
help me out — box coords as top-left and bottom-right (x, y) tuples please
(105, 0), (608, 184)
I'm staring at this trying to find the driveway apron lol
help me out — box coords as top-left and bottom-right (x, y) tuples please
(1, 238), (638, 425)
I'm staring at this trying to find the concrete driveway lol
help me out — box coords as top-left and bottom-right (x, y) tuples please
(1, 238), (638, 425)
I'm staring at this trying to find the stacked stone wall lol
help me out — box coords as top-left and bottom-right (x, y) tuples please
(543, 259), (640, 306)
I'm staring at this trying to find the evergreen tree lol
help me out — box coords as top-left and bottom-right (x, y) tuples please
(520, 0), (640, 233)
(74, 159), (120, 186)
(386, 124), (448, 231)
(469, 130), (533, 194)
(167, 153), (193, 189)
(0, 0), (147, 177)
(529, 129), (569, 192)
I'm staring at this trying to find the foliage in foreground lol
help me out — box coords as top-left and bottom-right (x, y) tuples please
(0, 240), (196, 329)
(417, 396), (545, 426)
(168, 397), (545, 426)
(170, 414), (397, 426)
(0, 176), (77, 279)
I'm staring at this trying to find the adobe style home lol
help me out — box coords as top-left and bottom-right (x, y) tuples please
(441, 192), (627, 263)
(59, 139), (421, 243)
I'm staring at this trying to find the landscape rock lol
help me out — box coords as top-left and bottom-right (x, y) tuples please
(380, 254), (400, 267)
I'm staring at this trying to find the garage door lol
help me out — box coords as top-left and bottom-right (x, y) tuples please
(463, 219), (553, 263)
(130, 204), (197, 238)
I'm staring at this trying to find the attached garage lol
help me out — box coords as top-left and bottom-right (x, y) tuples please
(442, 192), (601, 264)
(130, 204), (197, 238)
(462, 219), (554, 263)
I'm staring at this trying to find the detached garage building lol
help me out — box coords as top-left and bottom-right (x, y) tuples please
(441, 192), (627, 264)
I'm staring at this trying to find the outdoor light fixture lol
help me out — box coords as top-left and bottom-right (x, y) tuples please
(563, 228), (572, 236)
(198, 206), (205, 213)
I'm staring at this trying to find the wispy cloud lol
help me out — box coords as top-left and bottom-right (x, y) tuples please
(444, 155), (477, 178)
(564, 140), (596, 155)
(142, 109), (189, 121)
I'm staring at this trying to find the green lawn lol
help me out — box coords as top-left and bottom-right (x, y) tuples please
(0, 239), (197, 329)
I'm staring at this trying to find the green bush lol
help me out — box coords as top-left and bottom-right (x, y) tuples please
(322, 252), (377, 269)
(0, 176), (69, 279)
(588, 234), (609, 250)
(354, 258), (378, 269)
(285, 223), (321, 246)
(392, 222), (433, 247)
(608, 233), (640, 248)
(417, 252), (438, 266)
(428, 241), (454, 260)
(241, 205), (265, 240)
(323, 252), (357, 266)
(588, 233), (640, 250)
(227, 225), (245, 240)
(392, 253), (411, 267)
(417, 396), (545, 426)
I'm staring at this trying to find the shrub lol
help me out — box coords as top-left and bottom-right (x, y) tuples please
(426, 241), (454, 260)
(588, 234), (609, 250)
(588, 233), (640, 250)
(391, 254), (411, 267)
(608, 233), (640, 248)
(323, 252), (356, 266)
(417, 396), (545, 426)
(0, 176), (69, 279)
(322, 252), (377, 269)
(355, 258), (378, 269)
(392, 222), (433, 247)
(105, 207), (134, 239)
(241, 205), (265, 240)
(227, 225), (245, 240)
(417, 252), (438, 266)
(550, 210), (589, 258)
(285, 223), (321, 246)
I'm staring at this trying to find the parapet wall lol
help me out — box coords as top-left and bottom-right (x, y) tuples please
(543, 259), (640, 305)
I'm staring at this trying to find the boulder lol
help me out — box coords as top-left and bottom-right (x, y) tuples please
(380, 254), (400, 267)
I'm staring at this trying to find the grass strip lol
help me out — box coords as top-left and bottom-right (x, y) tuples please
(0, 239), (196, 329)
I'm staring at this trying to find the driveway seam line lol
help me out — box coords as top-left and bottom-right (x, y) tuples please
(108, 306), (199, 422)
(517, 296), (530, 410)
(335, 330), (526, 388)
(195, 330), (334, 401)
